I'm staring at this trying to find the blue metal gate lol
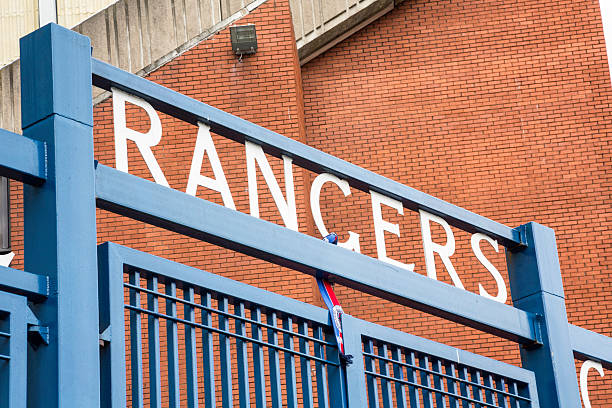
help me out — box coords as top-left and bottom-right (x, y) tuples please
(0, 22), (609, 407)
(99, 243), (539, 407)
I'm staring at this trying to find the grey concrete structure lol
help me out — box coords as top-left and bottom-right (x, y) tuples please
(0, 0), (401, 133)
(0, 0), (264, 133)
(291, 0), (404, 65)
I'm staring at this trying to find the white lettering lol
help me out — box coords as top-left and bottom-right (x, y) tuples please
(471, 233), (507, 304)
(370, 191), (414, 271)
(580, 360), (605, 408)
(310, 173), (361, 252)
(112, 88), (169, 187)
(245, 141), (298, 231)
(419, 210), (464, 289)
(186, 123), (235, 209)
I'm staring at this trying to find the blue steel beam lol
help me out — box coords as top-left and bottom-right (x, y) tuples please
(569, 324), (612, 370)
(0, 265), (48, 301)
(91, 58), (524, 249)
(21, 24), (100, 407)
(506, 222), (581, 407)
(0, 128), (46, 185)
(95, 163), (537, 344)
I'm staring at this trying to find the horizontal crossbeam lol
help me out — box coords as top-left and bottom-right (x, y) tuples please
(569, 324), (612, 369)
(95, 163), (538, 344)
(0, 265), (48, 301)
(91, 58), (524, 249)
(0, 128), (46, 185)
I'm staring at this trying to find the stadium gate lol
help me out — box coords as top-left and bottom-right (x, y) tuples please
(0, 23), (610, 408)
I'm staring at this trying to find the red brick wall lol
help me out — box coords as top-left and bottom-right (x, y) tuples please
(92, 0), (318, 301)
(301, 0), (611, 402)
(6, 0), (610, 403)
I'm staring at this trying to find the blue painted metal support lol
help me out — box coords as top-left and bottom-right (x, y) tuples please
(98, 241), (127, 407)
(506, 222), (580, 407)
(128, 270), (144, 408)
(343, 315), (368, 407)
(251, 307), (267, 408)
(90, 58), (523, 249)
(568, 324), (612, 370)
(95, 163), (537, 344)
(0, 128), (46, 186)
(20, 23), (100, 408)
(0, 266), (48, 301)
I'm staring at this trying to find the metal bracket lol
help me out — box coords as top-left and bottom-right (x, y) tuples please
(28, 325), (50, 347)
(523, 313), (544, 350)
(508, 225), (529, 252)
(25, 304), (49, 346)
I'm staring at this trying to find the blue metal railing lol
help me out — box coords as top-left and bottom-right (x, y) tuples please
(99, 243), (346, 408)
(99, 243), (541, 408)
(0, 292), (29, 408)
(341, 316), (539, 408)
(361, 339), (532, 407)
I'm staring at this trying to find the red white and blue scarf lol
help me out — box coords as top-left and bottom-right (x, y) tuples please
(317, 233), (352, 364)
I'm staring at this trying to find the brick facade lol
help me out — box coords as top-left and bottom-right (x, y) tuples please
(8, 0), (611, 403)
(302, 0), (612, 402)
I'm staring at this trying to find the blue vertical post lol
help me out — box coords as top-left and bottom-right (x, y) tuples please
(506, 222), (580, 407)
(20, 23), (100, 407)
(342, 315), (367, 407)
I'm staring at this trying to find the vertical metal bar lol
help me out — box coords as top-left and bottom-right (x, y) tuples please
(482, 373), (494, 406)
(251, 306), (267, 408)
(147, 276), (162, 408)
(363, 339), (380, 408)
(406, 351), (420, 408)
(506, 222), (581, 407)
(325, 330), (347, 408)
(21, 23), (100, 408)
(341, 315), (366, 408)
(418, 355), (433, 408)
(283, 316), (299, 408)
(298, 321), (314, 408)
(470, 369), (483, 408)
(234, 301), (250, 408)
(98, 244), (127, 408)
(201, 291), (216, 408)
(267, 311), (282, 408)
(444, 362), (459, 408)
(312, 325), (330, 408)
(508, 381), (520, 408)
(184, 286), (199, 408)
(390, 347), (406, 408)
(218, 296), (233, 408)
(129, 270), (144, 408)
(517, 382), (533, 408)
(494, 377), (508, 408)
(377, 344), (393, 408)
(431, 359), (447, 408)
(165, 281), (180, 408)
(457, 366), (471, 408)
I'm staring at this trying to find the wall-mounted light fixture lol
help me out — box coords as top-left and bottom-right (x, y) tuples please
(0, 177), (10, 255)
(230, 24), (257, 58)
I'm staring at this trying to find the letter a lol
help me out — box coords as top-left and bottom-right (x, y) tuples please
(186, 123), (235, 209)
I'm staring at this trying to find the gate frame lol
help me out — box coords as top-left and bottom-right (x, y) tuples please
(0, 22), (608, 407)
